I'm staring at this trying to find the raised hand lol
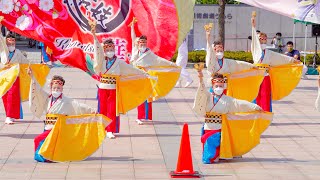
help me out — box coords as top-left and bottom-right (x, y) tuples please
(251, 11), (256, 28)
(206, 30), (211, 41)
(204, 23), (213, 41)
(194, 63), (204, 81)
(204, 23), (213, 31)
(194, 63), (204, 72)
(128, 17), (137, 27)
(88, 19), (97, 34)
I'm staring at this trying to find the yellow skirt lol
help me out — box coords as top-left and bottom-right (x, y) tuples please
(39, 114), (111, 162)
(147, 66), (181, 100)
(225, 69), (265, 101)
(220, 112), (273, 159)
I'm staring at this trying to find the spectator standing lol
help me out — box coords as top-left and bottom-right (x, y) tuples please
(271, 32), (285, 53)
(285, 41), (308, 79)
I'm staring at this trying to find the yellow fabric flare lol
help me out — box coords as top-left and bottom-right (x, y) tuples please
(220, 112), (273, 159)
(117, 74), (153, 114)
(19, 64), (50, 101)
(0, 64), (19, 98)
(269, 63), (302, 100)
(225, 69), (265, 101)
(39, 114), (111, 162)
(147, 66), (181, 100)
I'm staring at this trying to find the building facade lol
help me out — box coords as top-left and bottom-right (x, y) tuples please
(189, 4), (317, 52)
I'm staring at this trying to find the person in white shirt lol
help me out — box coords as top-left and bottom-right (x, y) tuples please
(175, 38), (193, 88)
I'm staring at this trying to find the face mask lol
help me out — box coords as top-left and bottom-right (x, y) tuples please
(213, 87), (224, 96)
(216, 52), (224, 59)
(8, 46), (15, 52)
(287, 47), (293, 52)
(52, 91), (62, 98)
(105, 51), (115, 58)
(261, 44), (267, 50)
(276, 36), (281, 39)
(139, 47), (146, 52)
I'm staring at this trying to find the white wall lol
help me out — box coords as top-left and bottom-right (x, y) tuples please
(190, 4), (317, 52)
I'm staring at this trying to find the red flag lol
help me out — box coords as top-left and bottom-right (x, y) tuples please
(0, 0), (194, 75)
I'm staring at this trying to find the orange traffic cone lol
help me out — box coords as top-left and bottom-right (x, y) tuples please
(170, 123), (201, 178)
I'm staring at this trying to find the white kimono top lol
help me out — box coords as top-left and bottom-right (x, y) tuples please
(29, 77), (96, 130)
(131, 49), (176, 68)
(193, 81), (261, 131)
(251, 27), (295, 66)
(0, 34), (29, 68)
(93, 34), (148, 89)
(206, 41), (255, 75)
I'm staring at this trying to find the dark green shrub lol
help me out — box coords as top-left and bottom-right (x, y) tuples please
(171, 50), (317, 65)
(171, 51), (253, 63)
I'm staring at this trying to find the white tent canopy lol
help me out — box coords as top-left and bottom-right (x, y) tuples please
(238, 0), (320, 25)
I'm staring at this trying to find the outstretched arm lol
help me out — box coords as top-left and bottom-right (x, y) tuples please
(251, 14), (262, 64)
(71, 100), (96, 115)
(193, 69), (210, 116)
(228, 97), (262, 113)
(130, 18), (137, 50)
(266, 50), (300, 66)
(206, 29), (211, 46)
(251, 12), (256, 29)
(228, 59), (256, 73)
(90, 21), (104, 74)
(27, 68), (49, 118)
(205, 29), (215, 74)
(119, 59), (148, 76)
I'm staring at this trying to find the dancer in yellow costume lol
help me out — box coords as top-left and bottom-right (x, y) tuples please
(28, 69), (110, 162)
(0, 19), (49, 124)
(193, 69), (272, 164)
(205, 23), (265, 102)
(251, 12), (302, 112)
(91, 21), (153, 138)
(130, 19), (181, 125)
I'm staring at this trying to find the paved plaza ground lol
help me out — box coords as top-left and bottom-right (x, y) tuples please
(0, 47), (320, 179)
